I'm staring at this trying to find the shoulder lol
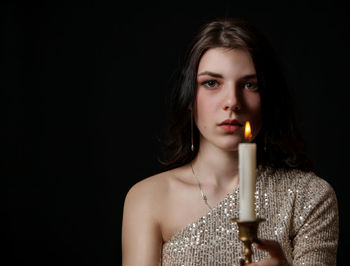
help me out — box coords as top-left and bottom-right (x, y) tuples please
(259, 167), (338, 206)
(123, 166), (190, 215)
(291, 169), (335, 194)
(263, 167), (335, 194)
(124, 171), (169, 212)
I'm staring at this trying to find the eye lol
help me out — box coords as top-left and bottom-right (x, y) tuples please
(201, 80), (219, 89)
(243, 81), (258, 91)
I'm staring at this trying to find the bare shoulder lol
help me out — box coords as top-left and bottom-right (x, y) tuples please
(123, 167), (189, 215)
(122, 167), (190, 265)
(125, 170), (173, 205)
(122, 169), (186, 265)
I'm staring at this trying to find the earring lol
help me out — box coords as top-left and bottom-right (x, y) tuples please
(191, 111), (194, 152)
(264, 133), (268, 152)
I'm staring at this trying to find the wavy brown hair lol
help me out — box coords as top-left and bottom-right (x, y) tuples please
(160, 17), (313, 171)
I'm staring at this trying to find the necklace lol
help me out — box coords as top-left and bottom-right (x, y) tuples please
(190, 162), (213, 210)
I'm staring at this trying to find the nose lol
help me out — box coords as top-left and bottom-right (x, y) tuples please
(223, 85), (241, 112)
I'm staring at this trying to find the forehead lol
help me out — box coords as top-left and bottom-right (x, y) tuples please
(197, 47), (256, 76)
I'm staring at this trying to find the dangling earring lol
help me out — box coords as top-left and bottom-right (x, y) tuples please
(191, 111), (194, 152)
(264, 133), (268, 152)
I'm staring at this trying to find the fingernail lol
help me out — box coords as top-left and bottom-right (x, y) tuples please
(239, 258), (245, 265)
(252, 237), (262, 244)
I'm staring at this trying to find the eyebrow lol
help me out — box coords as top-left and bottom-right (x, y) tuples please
(197, 71), (223, 78)
(241, 74), (258, 80)
(197, 71), (257, 80)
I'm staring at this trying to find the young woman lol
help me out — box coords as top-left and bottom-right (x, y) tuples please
(122, 18), (338, 265)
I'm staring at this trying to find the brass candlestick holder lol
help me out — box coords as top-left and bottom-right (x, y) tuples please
(232, 218), (265, 264)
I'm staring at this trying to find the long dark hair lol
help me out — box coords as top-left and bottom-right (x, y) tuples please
(161, 17), (313, 171)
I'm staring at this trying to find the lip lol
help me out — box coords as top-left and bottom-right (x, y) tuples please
(218, 119), (243, 126)
(218, 119), (243, 133)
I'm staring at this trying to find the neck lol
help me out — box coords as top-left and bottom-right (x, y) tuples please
(192, 141), (239, 188)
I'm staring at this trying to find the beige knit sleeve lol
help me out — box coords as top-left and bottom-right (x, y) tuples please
(291, 173), (339, 265)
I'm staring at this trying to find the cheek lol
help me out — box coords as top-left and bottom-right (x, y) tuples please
(194, 92), (212, 123)
(249, 96), (262, 134)
(247, 94), (261, 114)
(196, 89), (221, 111)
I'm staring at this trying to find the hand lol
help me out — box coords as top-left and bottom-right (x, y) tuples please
(241, 238), (289, 266)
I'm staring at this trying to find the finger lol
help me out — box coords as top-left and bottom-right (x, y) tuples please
(252, 238), (285, 259)
(239, 258), (245, 266)
(246, 258), (280, 266)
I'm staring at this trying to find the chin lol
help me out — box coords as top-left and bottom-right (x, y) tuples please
(223, 146), (239, 152)
(219, 135), (242, 150)
(216, 141), (240, 152)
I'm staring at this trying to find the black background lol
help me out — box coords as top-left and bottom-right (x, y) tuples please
(4, 3), (349, 266)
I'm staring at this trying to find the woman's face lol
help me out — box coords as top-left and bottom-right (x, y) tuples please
(194, 47), (262, 151)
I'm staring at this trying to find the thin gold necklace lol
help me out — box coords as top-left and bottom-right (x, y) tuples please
(190, 162), (213, 210)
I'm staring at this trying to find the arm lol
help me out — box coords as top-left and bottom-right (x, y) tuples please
(122, 181), (163, 266)
(291, 174), (339, 265)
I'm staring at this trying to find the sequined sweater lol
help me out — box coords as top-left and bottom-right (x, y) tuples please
(161, 168), (339, 265)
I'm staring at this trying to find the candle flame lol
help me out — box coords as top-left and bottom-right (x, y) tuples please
(244, 121), (253, 140)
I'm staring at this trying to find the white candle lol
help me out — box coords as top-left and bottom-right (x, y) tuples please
(238, 122), (257, 221)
